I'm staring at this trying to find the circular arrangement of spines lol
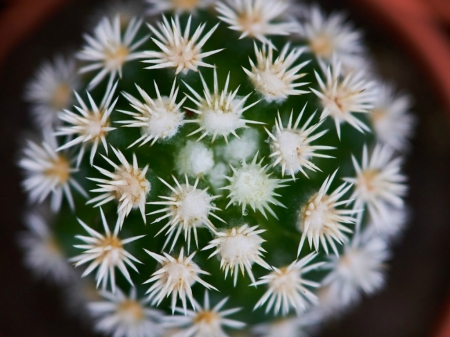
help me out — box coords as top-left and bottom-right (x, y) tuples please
(18, 1), (416, 337)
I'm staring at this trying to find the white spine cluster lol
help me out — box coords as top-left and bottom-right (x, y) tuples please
(222, 154), (287, 218)
(144, 248), (217, 313)
(297, 170), (357, 256)
(203, 224), (271, 285)
(217, 0), (296, 45)
(370, 83), (415, 151)
(71, 209), (144, 292)
(19, 135), (86, 212)
(56, 81), (118, 165)
(89, 288), (164, 337)
(321, 230), (389, 308)
(266, 107), (334, 179)
(253, 253), (322, 315)
(119, 81), (186, 147)
(18, 212), (74, 283)
(148, 175), (223, 252)
(298, 6), (364, 67)
(311, 60), (376, 139)
(345, 144), (407, 225)
(88, 147), (151, 228)
(244, 43), (309, 102)
(219, 127), (260, 165)
(184, 69), (261, 142)
(163, 291), (245, 337)
(78, 16), (146, 89)
(143, 16), (222, 74)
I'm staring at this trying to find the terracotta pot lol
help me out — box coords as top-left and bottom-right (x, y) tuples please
(347, 0), (450, 119)
(0, 0), (70, 67)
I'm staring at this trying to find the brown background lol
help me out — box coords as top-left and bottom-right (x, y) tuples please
(1, 0), (450, 336)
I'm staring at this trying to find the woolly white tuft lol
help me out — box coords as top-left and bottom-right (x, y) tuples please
(297, 170), (357, 256)
(148, 175), (223, 252)
(78, 15), (146, 89)
(253, 252), (322, 315)
(175, 141), (215, 178)
(143, 248), (217, 314)
(265, 106), (334, 179)
(207, 162), (230, 191)
(203, 224), (271, 286)
(143, 16), (222, 74)
(184, 69), (262, 143)
(163, 291), (245, 337)
(89, 288), (164, 337)
(218, 127), (260, 165)
(71, 208), (144, 292)
(243, 43), (309, 102)
(119, 80), (186, 147)
(56, 81), (118, 166)
(88, 147), (151, 228)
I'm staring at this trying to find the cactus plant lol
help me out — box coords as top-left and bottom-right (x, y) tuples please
(18, 1), (415, 336)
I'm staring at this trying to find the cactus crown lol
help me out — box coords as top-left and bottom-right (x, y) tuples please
(19, 1), (415, 336)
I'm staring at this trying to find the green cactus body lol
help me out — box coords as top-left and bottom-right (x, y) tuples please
(19, 1), (415, 336)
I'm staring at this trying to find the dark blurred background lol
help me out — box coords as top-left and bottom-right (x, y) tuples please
(1, 0), (450, 336)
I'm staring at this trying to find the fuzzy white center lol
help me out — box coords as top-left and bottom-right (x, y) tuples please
(231, 167), (272, 204)
(176, 141), (214, 177)
(276, 130), (310, 168)
(252, 69), (288, 99)
(144, 102), (183, 139)
(301, 194), (333, 232)
(221, 128), (260, 164)
(174, 186), (211, 225)
(200, 102), (245, 136)
(162, 261), (196, 288)
(219, 232), (257, 265)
